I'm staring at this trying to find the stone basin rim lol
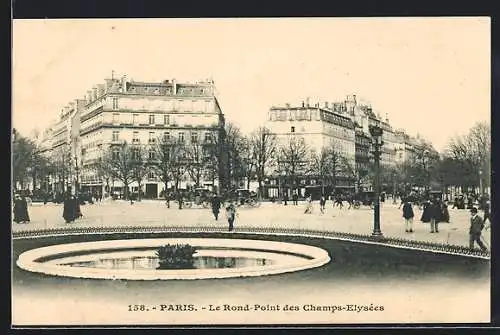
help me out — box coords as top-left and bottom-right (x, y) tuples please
(16, 238), (331, 280)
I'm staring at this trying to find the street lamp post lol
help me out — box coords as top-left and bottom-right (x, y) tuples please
(369, 124), (384, 240)
(479, 169), (483, 196)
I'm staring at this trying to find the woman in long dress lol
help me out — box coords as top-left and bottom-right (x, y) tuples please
(13, 194), (30, 223)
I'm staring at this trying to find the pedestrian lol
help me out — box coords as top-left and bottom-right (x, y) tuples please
(177, 192), (183, 210)
(13, 194), (30, 224)
(420, 200), (431, 225)
(402, 198), (414, 233)
(469, 207), (488, 251)
(335, 195), (343, 209)
(304, 195), (313, 214)
(226, 202), (237, 232)
(441, 200), (450, 223)
(452, 196), (458, 209)
(319, 194), (326, 214)
(63, 192), (77, 223)
(75, 195), (83, 219)
(211, 194), (221, 220)
(292, 192), (298, 205)
(283, 193), (288, 206)
(428, 200), (441, 233)
(483, 201), (491, 231)
(165, 191), (171, 208)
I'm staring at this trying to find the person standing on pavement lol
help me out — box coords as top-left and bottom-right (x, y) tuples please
(63, 192), (76, 223)
(177, 191), (183, 209)
(283, 192), (288, 206)
(13, 194), (30, 224)
(211, 194), (221, 220)
(304, 195), (313, 214)
(226, 201), (237, 232)
(292, 192), (298, 205)
(441, 200), (450, 223)
(402, 198), (414, 233)
(483, 201), (491, 231)
(469, 207), (488, 251)
(319, 194), (326, 214)
(429, 200), (440, 233)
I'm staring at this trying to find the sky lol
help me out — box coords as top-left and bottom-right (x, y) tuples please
(12, 18), (490, 152)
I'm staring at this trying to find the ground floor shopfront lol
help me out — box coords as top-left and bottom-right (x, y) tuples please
(79, 179), (219, 200)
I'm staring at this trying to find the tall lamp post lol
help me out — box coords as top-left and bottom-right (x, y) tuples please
(479, 169), (483, 196)
(369, 124), (384, 240)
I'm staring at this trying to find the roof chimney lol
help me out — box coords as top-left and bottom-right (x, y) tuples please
(306, 97), (310, 107)
(324, 101), (329, 109)
(302, 101), (305, 107)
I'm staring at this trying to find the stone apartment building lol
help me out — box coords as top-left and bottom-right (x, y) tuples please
(43, 75), (226, 198)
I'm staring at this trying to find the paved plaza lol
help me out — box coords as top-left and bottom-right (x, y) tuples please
(12, 200), (490, 249)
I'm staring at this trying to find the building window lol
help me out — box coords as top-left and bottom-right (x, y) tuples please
(149, 131), (156, 143)
(148, 171), (155, 179)
(204, 132), (212, 143)
(133, 114), (139, 125)
(191, 132), (198, 144)
(112, 131), (119, 141)
(163, 132), (170, 141)
(112, 98), (119, 110)
(130, 147), (140, 160)
(164, 115), (169, 125)
(149, 114), (155, 125)
(132, 131), (139, 143)
(179, 132), (185, 142)
(148, 150), (156, 160)
(291, 126), (295, 133)
(112, 149), (119, 160)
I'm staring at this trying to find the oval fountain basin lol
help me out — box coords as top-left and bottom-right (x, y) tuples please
(16, 238), (331, 280)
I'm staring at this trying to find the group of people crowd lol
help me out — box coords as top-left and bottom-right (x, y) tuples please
(400, 195), (491, 251)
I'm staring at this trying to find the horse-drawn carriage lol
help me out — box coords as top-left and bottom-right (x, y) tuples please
(184, 188), (212, 209)
(227, 188), (261, 208)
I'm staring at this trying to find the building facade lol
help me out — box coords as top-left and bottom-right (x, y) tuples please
(44, 75), (226, 198)
(264, 94), (428, 198)
(264, 98), (356, 198)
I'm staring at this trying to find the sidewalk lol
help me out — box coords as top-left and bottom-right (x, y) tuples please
(13, 200), (490, 250)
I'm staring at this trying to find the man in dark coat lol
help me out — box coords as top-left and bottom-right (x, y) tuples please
(13, 194), (30, 223)
(402, 198), (414, 233)
(292, 192), (298, 205)
(469, 207), (487, 251)
(429, 200), (441, 233)
(211, 194), (221, 220)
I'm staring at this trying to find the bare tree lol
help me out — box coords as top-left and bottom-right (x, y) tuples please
(185, 142), (206, 188)
(279, 136), (311, 194)
(12, 129), (37, 190)
(51, 146), (72, 193)
(249, 127), (277, 198)
(446, 122), (490, 192)
(152, 136), (187, 193)
(129, 145), (151, 201)
(104, 142), (135, 200)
